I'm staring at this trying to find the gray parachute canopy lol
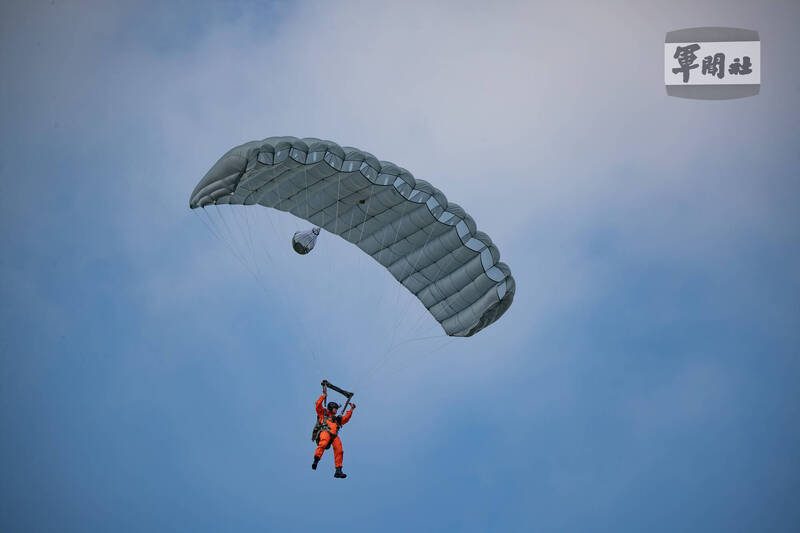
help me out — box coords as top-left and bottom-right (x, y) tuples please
(189, 136), (515, 337)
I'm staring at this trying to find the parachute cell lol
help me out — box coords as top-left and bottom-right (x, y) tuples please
(189, 136), (515, 337)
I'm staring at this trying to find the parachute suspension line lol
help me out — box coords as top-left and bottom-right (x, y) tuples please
(372, 198), (412, 318)
(195, 209), (246, 270)
(214, 208), (240, 256)
(273, 173), (323, 375)
(241, 206), (265, 267)
(346, 202), (358, 243)
(333, 172), (343, 236)
(361, 335), (455, 391)
(353, 186), (376, 281)
(209, 207), (255, 276)
(200, 207), (270, 297)
(241, 206), (276, 291)
(199, 205), (323, 380)
(232, 205), (259, 277)
(241, 206), (322, 373)
(195, 209), (232, 260)
(329, 173), (350, 361)
(305, 165), (310, 220)
(208, 205), (233, 247)
(211, 209), (261, 285)
(318, 172), (326, 232)
(400, 225), (448, 341)
(247, 206), (276, 268)
(336, 179), (363, 359)
(344, 198), (360, 313)
(382, 198), (421, 351)
(229, 206), (268, 287)
(260, 202), (281, 246)
(219, 207), (272, 292)
(300, 164), (324, 373)
(355, 214), (450, 387)
(353, 333), (449, 389)
(388, 221), (438, 349)
(406, 301), (443, 340)
(196, 207), (226, 247)
(324, 184), (376, 373)
(354, 187), (375, 246)
(382, 337), (456, 382)
(381, 333), (449, 357)
(361, 197), (414, 370)
(384, 198), (411, 263)
(238, 207), (257, 268)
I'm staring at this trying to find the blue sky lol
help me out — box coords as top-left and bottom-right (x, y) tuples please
(1, 0), (799, 531)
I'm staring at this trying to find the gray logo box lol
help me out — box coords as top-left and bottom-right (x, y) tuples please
(665, 27), (760, 100)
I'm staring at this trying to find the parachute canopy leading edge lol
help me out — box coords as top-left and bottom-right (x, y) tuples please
(189, 136), (515, 337)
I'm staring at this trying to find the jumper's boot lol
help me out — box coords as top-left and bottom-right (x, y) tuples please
(334, 466), (347, 479)
(312, 456), (321, 470)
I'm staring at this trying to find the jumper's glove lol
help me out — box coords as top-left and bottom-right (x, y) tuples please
(350, 403), (356, 409)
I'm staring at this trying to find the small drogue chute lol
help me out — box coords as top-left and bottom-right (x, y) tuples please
(292, 226), (321, 255)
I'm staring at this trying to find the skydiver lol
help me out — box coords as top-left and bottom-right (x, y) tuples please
(312, 382), (356, 478)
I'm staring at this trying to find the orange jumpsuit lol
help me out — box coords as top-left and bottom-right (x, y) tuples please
(314, 395), (354, 468)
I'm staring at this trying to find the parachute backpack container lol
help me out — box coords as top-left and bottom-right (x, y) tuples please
(189, 137), (515, 337)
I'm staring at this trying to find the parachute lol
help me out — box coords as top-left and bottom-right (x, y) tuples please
(189, 137), (515, 337)
(291, 226), (321, 255)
